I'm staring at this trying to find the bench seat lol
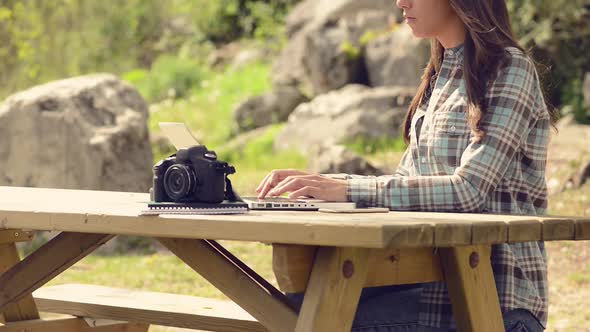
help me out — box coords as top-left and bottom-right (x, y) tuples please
(33, 284), (267, 332)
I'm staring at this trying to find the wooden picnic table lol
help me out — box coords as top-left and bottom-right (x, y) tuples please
(0, 186), (589, 332)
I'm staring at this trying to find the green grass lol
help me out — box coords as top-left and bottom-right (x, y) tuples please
(148, 61), (272, 149)
(48, 241), (274, 300)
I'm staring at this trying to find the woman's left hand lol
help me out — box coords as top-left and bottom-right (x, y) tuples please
(266, 174), (348, 202)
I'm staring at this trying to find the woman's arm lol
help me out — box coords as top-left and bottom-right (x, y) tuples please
(348, 53), (545, 212)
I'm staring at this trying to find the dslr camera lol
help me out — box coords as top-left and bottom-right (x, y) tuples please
(151, 145), (236, 204)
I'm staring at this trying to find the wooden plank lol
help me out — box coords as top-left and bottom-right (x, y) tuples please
(433, 222), (472, 247)
(2, 187), (589, 248)
(507, 219), (542, 243)
(575, 217), (590, 240)
(541, 217), (575, 240)
(34, 284), (266, 332)
(0, 243), (40, 322)
(381, 222), (434, 247)
(439, 245), (504, 332)
(273, 245), (443, 293)
(158, 238), (296, 332)
(295, 247), (370, 332)
(0, 230), (34, 244)
(0, 316), (149, 332)
(470, 221), (508, 244)
(0, 232), (113, 314)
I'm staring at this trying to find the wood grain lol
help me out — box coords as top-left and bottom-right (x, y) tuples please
(158, 238), (296, 332)
(295, 247), (370, 332)
(0, 243), (40, 322)
(273, 245), (443, 293)
(0, 232), (113, 314)
(0, 230), (34, 245)
(0, 187), (588, 248)
(439, 245), (504, 332)
(34, 284), (265, 332)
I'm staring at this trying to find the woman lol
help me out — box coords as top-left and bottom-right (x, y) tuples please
(257, 0), (556, 331)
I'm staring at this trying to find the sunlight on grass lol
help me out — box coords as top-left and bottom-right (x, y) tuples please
(148, 62), (271, 147)
(48, 241), (275, 300)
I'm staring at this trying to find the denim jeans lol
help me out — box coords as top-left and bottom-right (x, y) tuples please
(287, 284), (545, 332)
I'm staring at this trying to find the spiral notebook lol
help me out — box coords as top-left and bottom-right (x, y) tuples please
(141, 201), (249, 216)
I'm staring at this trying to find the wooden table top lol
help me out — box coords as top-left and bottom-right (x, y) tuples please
(0, 187), (588, 248)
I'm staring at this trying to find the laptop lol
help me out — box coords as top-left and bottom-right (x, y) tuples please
(241, 196), (356, 211)
(158, 122), (357, 211)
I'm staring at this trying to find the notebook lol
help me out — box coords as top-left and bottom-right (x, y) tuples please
(141, 201), (249, 216)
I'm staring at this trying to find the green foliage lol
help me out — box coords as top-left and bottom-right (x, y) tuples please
(344, 135), (407, 155)
(123, 55), (207, 103)
(339, 41), (362, 60)
(173, 0), (297, 44)
(507, 0), (590, 123)
(0, 0), (297, 99)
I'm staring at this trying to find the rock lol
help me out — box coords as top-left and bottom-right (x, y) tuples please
(273, 0), (401, 93)
(584, 72), (590, 108)
(365, 24), (430, 87)
(0, 74), (153, 192)
(274, 84), (414, 153)
(309, 144), (385, 175)
(285, 0), (316, 38)
(302, 11), (392, 95)
(233, 86), (308, 133)
(286, 0), (399, 38)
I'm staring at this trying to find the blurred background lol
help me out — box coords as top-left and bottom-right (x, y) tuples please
(0, 1), (589, 331)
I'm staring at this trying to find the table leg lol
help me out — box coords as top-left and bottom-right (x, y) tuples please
(0, 232), (114, 314)
(439, 245), (504, 332)
(295, 247), (370, 332)
(0, 242), (40, 322)
(159, 238), (298, 332)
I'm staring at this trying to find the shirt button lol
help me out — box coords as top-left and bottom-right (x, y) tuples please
(450, 125), (456, 132)
(447, 50), (454, 56)
(421, 157), (426, 163)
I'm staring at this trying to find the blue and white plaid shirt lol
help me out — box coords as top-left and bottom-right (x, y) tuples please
(346, 44), (549, 329)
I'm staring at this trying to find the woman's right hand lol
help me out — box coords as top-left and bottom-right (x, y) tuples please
(256, 169), (311, 199)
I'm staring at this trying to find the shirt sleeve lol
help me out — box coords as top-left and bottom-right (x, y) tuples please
(322, 146), (412, 181)
(347, 53), (539, 212)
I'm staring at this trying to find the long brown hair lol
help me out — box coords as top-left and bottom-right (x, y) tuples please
(402, 0), (559, 145)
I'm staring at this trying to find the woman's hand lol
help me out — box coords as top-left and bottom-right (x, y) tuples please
(256, 169), (348, 201)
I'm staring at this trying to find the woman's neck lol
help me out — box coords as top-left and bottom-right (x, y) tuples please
(437, 16), (467, 49)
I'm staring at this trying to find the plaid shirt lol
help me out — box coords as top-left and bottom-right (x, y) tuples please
(346, 44), (549, 329)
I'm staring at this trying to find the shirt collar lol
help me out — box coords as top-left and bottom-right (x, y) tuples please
(443, 43), (464, 62)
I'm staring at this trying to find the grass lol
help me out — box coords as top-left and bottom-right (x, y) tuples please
(148, 61), (272, 150)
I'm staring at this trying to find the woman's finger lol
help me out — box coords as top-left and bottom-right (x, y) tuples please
(269, 177), (320, 196)
(255, 172), (273, 193)
(288, 186), (321, 200)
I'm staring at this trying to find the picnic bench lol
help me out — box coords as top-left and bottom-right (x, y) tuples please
(0, 186), (588, 332)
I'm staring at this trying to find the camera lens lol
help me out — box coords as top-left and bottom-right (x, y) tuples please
(163, 164), (197, 201)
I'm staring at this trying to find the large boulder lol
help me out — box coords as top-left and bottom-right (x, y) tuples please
(365, 24), (430, 87)
(285, 0), (399, 38)
(301, 11), (392, 95)
(233, 86), (308, 133)
(274, 84), (414, 153)
(272, 0), (401, 93)
(0, 74), (153, 192)
(309, 144), (385, 176)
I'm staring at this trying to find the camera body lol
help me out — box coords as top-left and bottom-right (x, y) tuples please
(152, 145), (235, 204)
